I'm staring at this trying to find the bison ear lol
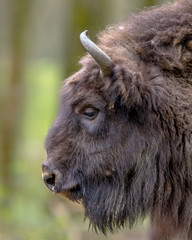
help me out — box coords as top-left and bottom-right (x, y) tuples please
(110, 64), (149, 109)
(80, 30), (113, 77)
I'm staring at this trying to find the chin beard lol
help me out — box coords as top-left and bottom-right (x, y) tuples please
(81, 177), (151, 234)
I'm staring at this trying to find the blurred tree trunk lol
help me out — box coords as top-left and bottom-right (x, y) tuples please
(61, 0), (111, 77)
(1, 0), (32, 189)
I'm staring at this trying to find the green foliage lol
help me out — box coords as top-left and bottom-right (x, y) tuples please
(0, 61), (71, 240)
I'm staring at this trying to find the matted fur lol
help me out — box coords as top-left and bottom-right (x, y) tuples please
(44, 1), (192, 239)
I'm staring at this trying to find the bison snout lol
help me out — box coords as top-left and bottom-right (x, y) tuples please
(42, 163), (62, 192)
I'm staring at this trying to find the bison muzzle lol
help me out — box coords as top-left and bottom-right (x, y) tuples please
(42, 1), (192, 239)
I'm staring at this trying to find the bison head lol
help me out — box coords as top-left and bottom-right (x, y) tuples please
(42, 1), (192, 235)
(42, 31), (167, 234)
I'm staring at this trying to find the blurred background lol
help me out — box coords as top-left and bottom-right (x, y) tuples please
(0, 0), (172, 239)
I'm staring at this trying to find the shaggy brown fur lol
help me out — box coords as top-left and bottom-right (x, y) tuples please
(43, 1), (192, 239)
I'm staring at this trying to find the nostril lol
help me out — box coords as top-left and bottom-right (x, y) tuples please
(44, 173), (56, 188)
(42, 163), (57, 191)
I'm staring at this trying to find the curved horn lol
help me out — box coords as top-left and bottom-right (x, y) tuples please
(80, 30), (112, 77)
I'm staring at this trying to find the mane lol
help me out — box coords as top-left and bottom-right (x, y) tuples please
(92, 0), (192, 76)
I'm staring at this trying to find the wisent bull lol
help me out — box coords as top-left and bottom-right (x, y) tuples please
(42, 1), (192, 239)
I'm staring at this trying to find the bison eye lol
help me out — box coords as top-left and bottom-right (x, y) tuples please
(82, 107), (98, 120)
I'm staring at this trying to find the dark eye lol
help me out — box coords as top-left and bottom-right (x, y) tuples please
(82, 107), (98, 120)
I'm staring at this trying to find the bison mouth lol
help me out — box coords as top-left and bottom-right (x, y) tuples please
(45, 175), (82, 201)
(46, 176), (82, 201)
(42, 164), (83, 201)
(59, 184), (83, 202)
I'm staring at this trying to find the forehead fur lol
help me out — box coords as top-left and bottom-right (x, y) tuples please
(63, 0), (192, 100)
(59, 0), (192, 117)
